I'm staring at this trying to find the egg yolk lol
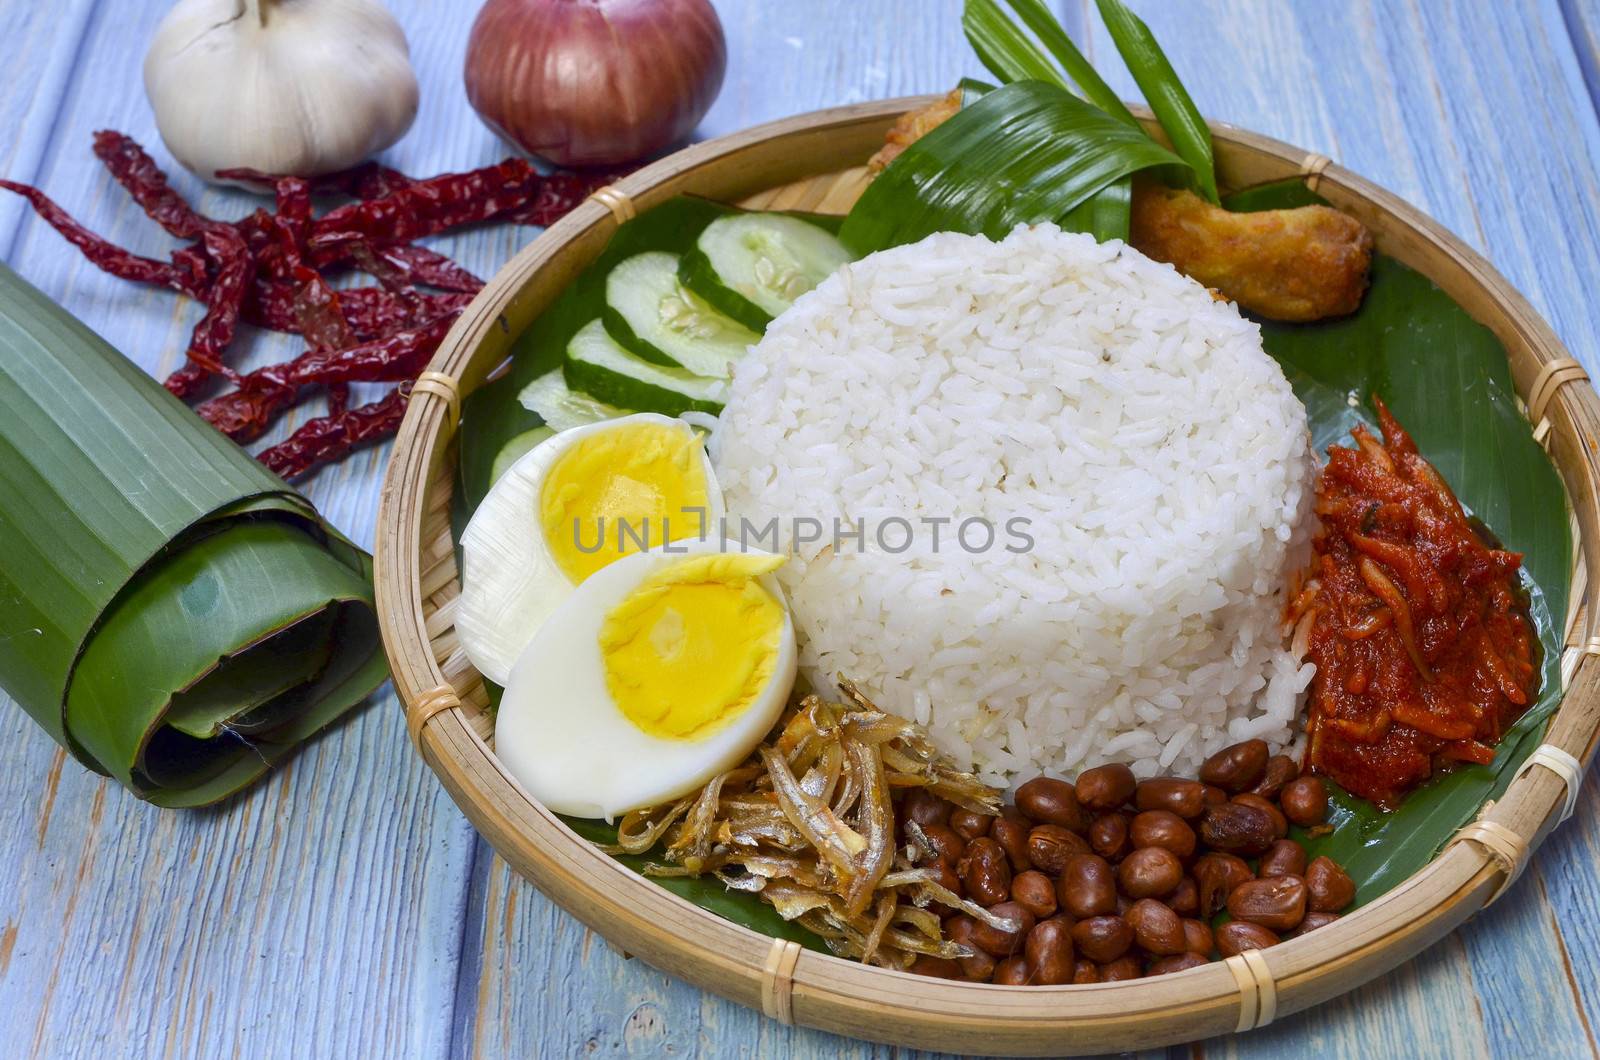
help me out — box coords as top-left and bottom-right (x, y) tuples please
(539, 423), (711, 583)
(598, 553), (786, 740)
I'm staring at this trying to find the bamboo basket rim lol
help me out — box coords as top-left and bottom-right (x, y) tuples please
(373, 97), (1600, 1055)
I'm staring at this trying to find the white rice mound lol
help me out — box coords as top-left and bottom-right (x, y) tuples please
(712, 223), (1315, 787)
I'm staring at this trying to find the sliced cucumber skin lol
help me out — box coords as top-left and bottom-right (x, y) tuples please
(690, 213), (853, 320)
(602, 252), (756, 378)
(565, 318), (725, 417)
(489, 427), (556, 485)
(677, 247), (773, 332)
(518, 369), (629, 431)
(600, 303), (681, 367)
(564, 359), (723, 418)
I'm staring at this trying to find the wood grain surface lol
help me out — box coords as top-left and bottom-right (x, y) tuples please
(1, 1), (1598, 1057)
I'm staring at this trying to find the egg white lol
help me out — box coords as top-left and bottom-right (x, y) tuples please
(494, 539), (796, 819)
(456, 414), (725, 686)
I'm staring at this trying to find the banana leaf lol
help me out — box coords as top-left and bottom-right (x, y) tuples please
(959, 0), (1216, 203)
(964, 0), (1138, 126)
(1094, 0), (1218, 203)
(561, 815), (824, 951)
(838, 80), (1187, 254)
(1228, 181), (1571, 902)
(0, 263), (387, 807)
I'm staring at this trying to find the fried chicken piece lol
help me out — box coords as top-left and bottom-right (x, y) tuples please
(1130, 181), (1373, 322)
(867, 89), (964, 172)
(869, 93), (1374, 321)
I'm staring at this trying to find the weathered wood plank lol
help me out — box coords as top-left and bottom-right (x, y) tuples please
(0, 0), (521, 1055)
(0, 0), (100, 251)
(5, 0), (1600, 1057)
(1560, 0), (1600, 122)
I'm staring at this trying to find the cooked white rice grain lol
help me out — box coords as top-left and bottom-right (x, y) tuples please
(713, 223), (1315, 788)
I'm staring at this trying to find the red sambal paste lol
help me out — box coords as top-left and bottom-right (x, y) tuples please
(1297, 398), (1538, 808)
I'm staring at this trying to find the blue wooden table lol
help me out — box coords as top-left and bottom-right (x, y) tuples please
(2, 1), (1599, 1056)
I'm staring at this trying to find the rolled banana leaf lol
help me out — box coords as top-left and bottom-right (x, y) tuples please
(0, 263), (388, 807)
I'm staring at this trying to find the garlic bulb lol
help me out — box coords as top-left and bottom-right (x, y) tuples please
(143, 0), (419, 183)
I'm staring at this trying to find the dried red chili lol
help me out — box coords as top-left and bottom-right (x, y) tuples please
(92, 130), (222, 240)
(180, 226), (253, 377)
(246, 282), (469, 339)
(218, 161), (416, 201)
(363, 243), (483, 293)
(196, 312), (459, 441)
(0, 180), (204, 295)
(6, 131), (608, 478)
(289, 265), (355, 351)
(258, 384), (411, 480)
(308, 159), (542, 254)
(513, 168), (627, 226)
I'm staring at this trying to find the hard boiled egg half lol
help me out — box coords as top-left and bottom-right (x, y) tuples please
(456, 414), (725, 686)
(496, 541), (797, 818)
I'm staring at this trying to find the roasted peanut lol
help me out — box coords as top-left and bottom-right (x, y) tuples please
(1199, 802), (1276, 856)
(1135, 777), (1207, 819)
(1193, 852), (1254, 915)
(1281, 776), (1329, 827)
(992, 809), (1033, 872)
(1231, 792), (1288, 839)
(1293, 911), (1341, 936)
(908, 955), (963, 979)
(1097, 955), (1143, 982)
(1251, 754), (1299, 800)
(1017, 777), (1089, 831)
(904, 787), (952, 828)
(1216, 920), (1280, 956)
(1168, 876), (1199, 917)
(993, 956), (1031, 985)
(961, 949), (997, 981)
(1071, 915), (1133, 963)
(960, 836), (1012, 906)
(927, 858), (964, 911)
(1199, 739), (1270, 792)
(1181, 918), (1214, 956)
(950, 809), (993, 841)
(1027, 824), (1089, 875)
(1227, 875), (1308, 932)
(1258, 838), (1308, 878)
(1149, 952), (1210, 975)
(1130, 809), (1197, 857)
(970, 901), (1035, 957)
(1075, 762), (1137, 811)
(948, 916), (998, 981)
(1117, 846), (1183, 899)
(1202, 784), (1229, 807)
(1012, 870), (1059, 919)
(1057, 853), (1118, 918)
(1072, 959), (1100, 984)
(1088, 813), (1131, 860)
(1025, 918), (1076, 985)
(920, 823), (965, 865)
(1125, 898), (1185, 955)
(1305, 856), (1356, 912)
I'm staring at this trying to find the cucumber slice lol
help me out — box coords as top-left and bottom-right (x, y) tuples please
(517, 369), (630, 432)
(565, 319), (727, 417)
(489, 426), (556, 485)
(602, 252), (758, 378)
(679, 213), (852, 329)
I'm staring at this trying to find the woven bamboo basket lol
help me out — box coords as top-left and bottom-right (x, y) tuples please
(374, 97), (1600, 1055)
